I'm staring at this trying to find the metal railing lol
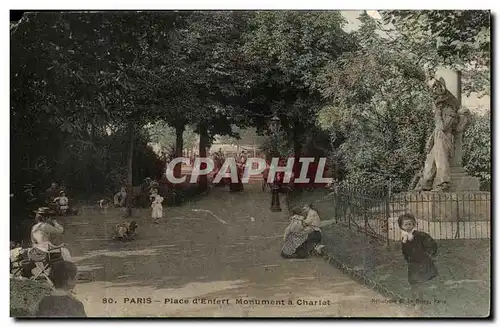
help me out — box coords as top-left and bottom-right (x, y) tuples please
(328, 186), (491, 243)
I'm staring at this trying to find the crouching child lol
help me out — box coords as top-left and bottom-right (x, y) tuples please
(114, 221), (138, 242)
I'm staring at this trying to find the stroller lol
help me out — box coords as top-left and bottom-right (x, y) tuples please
(10, 244), (67, 287)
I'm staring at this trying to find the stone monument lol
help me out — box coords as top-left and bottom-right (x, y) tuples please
(416, 69), (480, 192)
(387, 69), (490, 240)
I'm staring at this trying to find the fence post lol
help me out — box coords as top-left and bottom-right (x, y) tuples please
(385, 182), (391, 247)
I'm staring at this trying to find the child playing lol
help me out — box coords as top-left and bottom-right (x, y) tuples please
(35, 261), (87, 317)
(151, 193), (164, 224)
(114, 221), (138, 242)
(398, 213), (438, 306)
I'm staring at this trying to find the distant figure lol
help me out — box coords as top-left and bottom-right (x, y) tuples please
(54, 191), (69, 214)
(151, 193), (164, 224)
(23, 184), (37, 204)
(140, 178), (152, 208)
(45, 182), (61, 202)
(229, 160), (244, 192)
(35, 261), (87, 317)
(97, 198), (110, 209)
(114, 187), (127, 207)
(398, 213), (438, 305)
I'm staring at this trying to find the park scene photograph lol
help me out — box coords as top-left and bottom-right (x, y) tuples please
(9, 9), (491, 318)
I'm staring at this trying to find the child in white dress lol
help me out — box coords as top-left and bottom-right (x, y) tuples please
(54, 191), (69, 214)
(151, 193), (164, 224)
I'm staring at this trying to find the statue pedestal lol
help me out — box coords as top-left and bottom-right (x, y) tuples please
(387, 191), (491, 240)
(446, 167), (481, 192)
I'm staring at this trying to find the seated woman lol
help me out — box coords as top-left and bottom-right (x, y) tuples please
(31, 207), (73, 262)
(113, 187), (127, 207)
(281, 204), (324, 259)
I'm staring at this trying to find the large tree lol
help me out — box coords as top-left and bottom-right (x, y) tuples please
(11, 11), (180, 212)
(381, 10), (490, 96)
(240, 11), (357, 164)
(316, 13), (434, 190)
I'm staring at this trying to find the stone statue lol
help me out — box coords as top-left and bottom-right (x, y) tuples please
(416, 77), (460, 192)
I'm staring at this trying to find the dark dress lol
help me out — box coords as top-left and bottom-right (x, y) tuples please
(229, 164), (244, 192)
(35, 295), (87, 317)
(401, 231), (438, 285)
(140, 182), (152, 208)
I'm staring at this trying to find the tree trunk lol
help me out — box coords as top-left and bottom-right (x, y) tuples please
(198, 123), (209, 191)
(292, 122), (303, 177)
(174, 121), (185, 180)
(125, 121), (135, 217)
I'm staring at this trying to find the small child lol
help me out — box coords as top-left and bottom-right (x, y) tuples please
(398, 213), (438, 305)
(54, 191), (69, 214)
(151, 193), (164, 224)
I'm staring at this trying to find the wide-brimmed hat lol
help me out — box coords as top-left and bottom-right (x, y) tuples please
(33, 207), (54, 215)
(145, 177), (152, 181)
(23, 184), (34, 188)
(59, 190), (65, 195)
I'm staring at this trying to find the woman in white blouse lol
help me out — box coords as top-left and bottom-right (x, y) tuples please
(31, 207), (72, 262)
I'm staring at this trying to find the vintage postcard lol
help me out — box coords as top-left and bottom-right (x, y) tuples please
(10, 9), (491, 318)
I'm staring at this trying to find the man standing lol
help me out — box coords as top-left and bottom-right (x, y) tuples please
(140, 178), (152, 208)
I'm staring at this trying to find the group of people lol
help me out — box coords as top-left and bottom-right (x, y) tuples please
(280, 204), (439, 307)
(44, 182), (79, 216)
(211, 150), (248, 192)
(10, 202), (86, 316)
(112, 177), (164, 225)
(13, 182), (78, 218)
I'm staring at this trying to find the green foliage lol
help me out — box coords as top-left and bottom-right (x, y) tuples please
(10, 278), (51, 317)
(145, 122), (198, 155)
(381, 10), (490, 96)
(241, 11), (357, 148)
(10, 10), (490, 204)
(463, 112), (491, 190)
(316, 17), (434, 190)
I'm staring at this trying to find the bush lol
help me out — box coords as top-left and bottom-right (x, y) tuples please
(10, 278), (51, 317)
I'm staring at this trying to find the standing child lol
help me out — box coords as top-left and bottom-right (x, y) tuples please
(398, 213), (438, 307)
(151, 193), (164, 224)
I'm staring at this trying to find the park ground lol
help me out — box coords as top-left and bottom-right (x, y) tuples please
(51, 183), (421, 317)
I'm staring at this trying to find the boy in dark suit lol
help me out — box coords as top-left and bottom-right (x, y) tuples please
(398, 213), (438, 307)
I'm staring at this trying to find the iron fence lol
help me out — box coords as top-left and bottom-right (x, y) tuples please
(329, 186), (491, 243)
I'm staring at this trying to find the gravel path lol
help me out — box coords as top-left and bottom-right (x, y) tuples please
(60, 184), (419, 317)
